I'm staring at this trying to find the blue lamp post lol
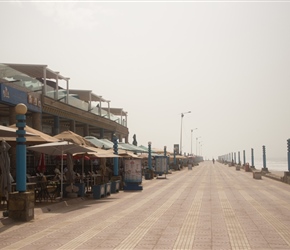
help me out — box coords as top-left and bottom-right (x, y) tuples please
(113, 135), (118, 176)
(15, 103), (28, 192)
(8, 103), (34, 221)
(234, 152), (236, 164)
(148, 141), (152, 170)
(251, 148), (254, 168)
(287, 139), (290, 172)
(262, 145), (268, 172)
(243, 150), (246, 166)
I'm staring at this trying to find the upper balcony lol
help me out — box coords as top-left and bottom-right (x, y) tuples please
(0, 63), (128, 127)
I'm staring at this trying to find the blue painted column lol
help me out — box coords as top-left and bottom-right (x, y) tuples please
(251, 148), (254, 167)
(238, 151), (240, 165)
(243, 150), (246, 165)
(262, 145), (266, 168)
(288, 139), (290, 172)
(113, 135), (118, 176)
(148, 142), (152, 170)
(234, 152), (236, 164)
(262, 145), (268, 171)
(164, 146), (169, 170)
(15, 104), (28, 192)
(174, 148), (176, 166)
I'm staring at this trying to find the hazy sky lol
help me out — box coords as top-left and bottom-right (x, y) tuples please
(1, 1), (290, 161)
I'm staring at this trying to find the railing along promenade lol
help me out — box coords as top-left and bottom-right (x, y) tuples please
(218, 141), (290, 185)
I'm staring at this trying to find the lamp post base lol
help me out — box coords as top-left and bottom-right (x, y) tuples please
(8, 192), (34, 222)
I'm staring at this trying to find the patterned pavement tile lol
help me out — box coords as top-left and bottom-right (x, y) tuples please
(3, 162), (290, 249)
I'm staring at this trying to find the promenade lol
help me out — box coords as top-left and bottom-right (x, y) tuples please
(1, 161), (290, 250)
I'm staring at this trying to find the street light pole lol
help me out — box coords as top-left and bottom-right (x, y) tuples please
(180, 111), (191, 155)
(191, 128), (197, 156)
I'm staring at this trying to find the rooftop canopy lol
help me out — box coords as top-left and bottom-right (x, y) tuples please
(3, 63), (68, 80)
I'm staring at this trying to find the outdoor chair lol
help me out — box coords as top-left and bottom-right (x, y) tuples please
(35, 181), (53, 202)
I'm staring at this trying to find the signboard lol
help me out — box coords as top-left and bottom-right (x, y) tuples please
(124, 159), (142, 183)
(0, 83), (41, 112)
(155, 156), (168, 175)
(174, 144), (179, 154)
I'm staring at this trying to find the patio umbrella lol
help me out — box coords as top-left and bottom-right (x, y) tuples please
(37, 153), (46, 174)
(54, 130), (95, 147)
(8, 124), (60, 144)
(27, 141), (92, 198)
(73, 147), (120, 159)
(0, 140), (12, 200)
(0, 125), (36, 137)
(54, 131), (97, 181)
(117, 149), (141, 158)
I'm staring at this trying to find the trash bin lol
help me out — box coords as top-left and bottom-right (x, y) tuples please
(245, 163), (250, 172)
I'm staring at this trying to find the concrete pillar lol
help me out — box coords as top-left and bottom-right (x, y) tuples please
(53, 116), (60, 135)
(9, 106), (16, 125)
(111, 132), (115, 142)
(70, 120), (75, 132)
(32, 112), (42, 131)
(83, 124), (89, 137)
(100, 128), (104, 139)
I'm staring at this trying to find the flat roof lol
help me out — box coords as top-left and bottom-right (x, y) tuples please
(102, 108), (128, 116)
(69, 89), (109, 103)
(4, 63), (68, 80)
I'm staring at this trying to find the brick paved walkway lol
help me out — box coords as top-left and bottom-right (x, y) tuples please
(1, 161), (290, 249)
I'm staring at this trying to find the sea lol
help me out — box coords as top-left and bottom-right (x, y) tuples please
(250, 158), (288, 172)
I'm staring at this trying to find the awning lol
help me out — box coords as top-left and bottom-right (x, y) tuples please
(118, 142), (148, 153)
